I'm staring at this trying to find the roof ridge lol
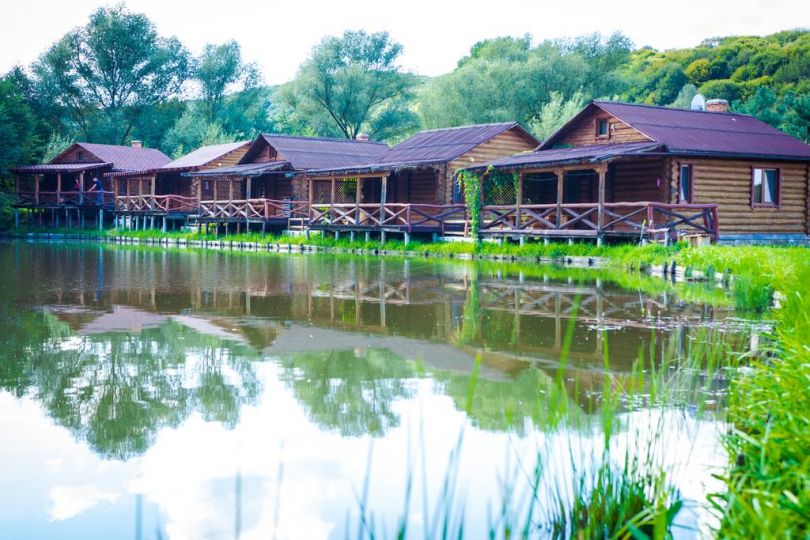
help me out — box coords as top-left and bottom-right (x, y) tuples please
(416, 122), (518, 134)
(594, 100), (756, 119)
(262, 133), (388, 145)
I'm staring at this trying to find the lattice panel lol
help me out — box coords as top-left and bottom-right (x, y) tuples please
(336, 179), (357, 203)
(483, 177), (517, 206)
(312, 180), (332, 204)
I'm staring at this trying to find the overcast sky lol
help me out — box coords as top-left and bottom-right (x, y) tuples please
(3, 0), (808, 85)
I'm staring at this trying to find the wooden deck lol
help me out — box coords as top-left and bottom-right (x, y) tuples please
(306, 201), (719, 241)
(308, 203), (469, 235)
(480, 202), (719, 241)
(16, 190), (115, 209)
(116, 195), (197, 215)
(192, 198), (309, 224)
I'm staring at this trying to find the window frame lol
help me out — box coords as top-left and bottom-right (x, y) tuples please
(677, 162), (693, 204)
(750, 166), (781, 208)
(595, 117), (610, 139)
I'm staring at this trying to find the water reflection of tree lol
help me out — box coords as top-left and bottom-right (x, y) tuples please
(277, 348), (416, 437)
(433, 367), (584, 435)
(0, 308), (262, 460)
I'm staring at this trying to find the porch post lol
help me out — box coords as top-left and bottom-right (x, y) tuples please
(79, 172), (85, 204)
(228, 178), (234, 201)
(597, 165), (606, 237)
(150, 174), (156, 211)
(245, 176), (252, 199)
(34, 174), (40, 206)
(307, 176), (313, 223)
(555, 169), (564, 229)
(56, 173), (62, 205)
(516, 171), (523, 231)
(380, 175), (388, 217)
(356, 177), (364, 226)
(330, 177), (336, 204)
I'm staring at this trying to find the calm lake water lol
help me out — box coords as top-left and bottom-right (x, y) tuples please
(0, 241), (759, 539)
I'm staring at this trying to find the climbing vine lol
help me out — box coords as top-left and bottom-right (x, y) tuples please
(457, 169), (481, 241)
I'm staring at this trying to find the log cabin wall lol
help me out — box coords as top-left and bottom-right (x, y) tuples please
(448, 128), (538, 204)
(609, 158), (667, 203)
(396, 169), (438, 204)
(673, 157), (809, 236)
(553, 110), (651, 147)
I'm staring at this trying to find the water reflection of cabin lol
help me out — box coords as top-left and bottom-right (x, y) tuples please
(108, 141), (250, 230)
(304, 123), (539, 240)
(187, 134), (389, 233)
(11, 141), (170, 229)
(466, 100), (810, 244)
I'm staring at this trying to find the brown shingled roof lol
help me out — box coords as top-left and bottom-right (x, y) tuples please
(161, 141), (250, 170)
(60, 142), (171, 171)
(306, 122), (539, 175)
(541, 101), (810, 160)
(251, 134), (389, 170)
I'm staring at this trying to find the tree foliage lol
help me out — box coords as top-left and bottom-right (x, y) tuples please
(280, 30), (418, 139)
(32, 4), (191, 144)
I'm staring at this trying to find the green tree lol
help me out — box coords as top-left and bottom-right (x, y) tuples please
(163, 106), (233, 158)
(32, 4), (191, 144)
(195, 40), (261, 124)
(530, 89), (588, 141)
(282, 30), (418, 139)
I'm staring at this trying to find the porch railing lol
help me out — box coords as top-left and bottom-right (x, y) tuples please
(309, 203), (468, 234)
(116, 195), (197, 213)
(197, 198), (309, 220)
(16, 190), (115, 207)
(480, 202), (719, 240)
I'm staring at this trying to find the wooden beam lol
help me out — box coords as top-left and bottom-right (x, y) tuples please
(150, 174), (156, 210)
(597, 165), (606, 233)
(516, 171), (524, 229)
(330, 177), (336, 204)
(555, 169), (564, 228)
(34, 174), (40, 205)
(380, 175), (388, 209)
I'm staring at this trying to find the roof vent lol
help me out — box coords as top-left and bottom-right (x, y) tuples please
(356, 133), (369, 141)
(131, 140), (143, 148)
(690, 94), (706, 111)
(706, 99), (729, 113)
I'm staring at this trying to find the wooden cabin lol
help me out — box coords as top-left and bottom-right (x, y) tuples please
(468, 100), (810, 243)
(187, 134), (389, 232)
(304, 123), (539, 239)
(108, 141), (249, 230)
(11, 142), (169, 229)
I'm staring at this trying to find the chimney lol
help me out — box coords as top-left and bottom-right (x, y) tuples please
(356, 133), (369, 141)
(705, 99), (729, 113)
(131, 140), (143, 148)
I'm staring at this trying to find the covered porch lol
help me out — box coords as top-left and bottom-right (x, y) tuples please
(189, 162), (308, 232)
(473, 145), (719, 243)
(306, 167), (467, 239)
(112, 170), (197, 225)
(11, 163), (115, 229)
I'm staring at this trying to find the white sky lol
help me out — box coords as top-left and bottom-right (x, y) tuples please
(2, 0), (808, 85)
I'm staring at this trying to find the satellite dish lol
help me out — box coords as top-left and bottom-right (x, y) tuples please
(691, 94), (706, 111)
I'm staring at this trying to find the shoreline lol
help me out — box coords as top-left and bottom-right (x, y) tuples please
(1, 231), (712, 282)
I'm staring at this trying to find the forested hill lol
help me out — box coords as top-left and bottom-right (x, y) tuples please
(0, 4), (808, 189)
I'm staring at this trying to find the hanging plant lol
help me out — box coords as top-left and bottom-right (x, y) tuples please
(457, 169), (481, 241)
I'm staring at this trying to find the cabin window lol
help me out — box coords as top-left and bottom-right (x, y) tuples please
(751, 168), (779, 207)
(596, 118), (609, 138)
(678, 164), (693, 203)
(77, 151), (84, 161)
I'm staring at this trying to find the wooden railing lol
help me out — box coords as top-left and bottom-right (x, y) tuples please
(306, 201), (717, 240)
(309, 203), (468, 234)
(197, 198), (309, 220)
(480, 202), (719, 240)
(16, 190), (115, 207)
(116, 195), (197, 213)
